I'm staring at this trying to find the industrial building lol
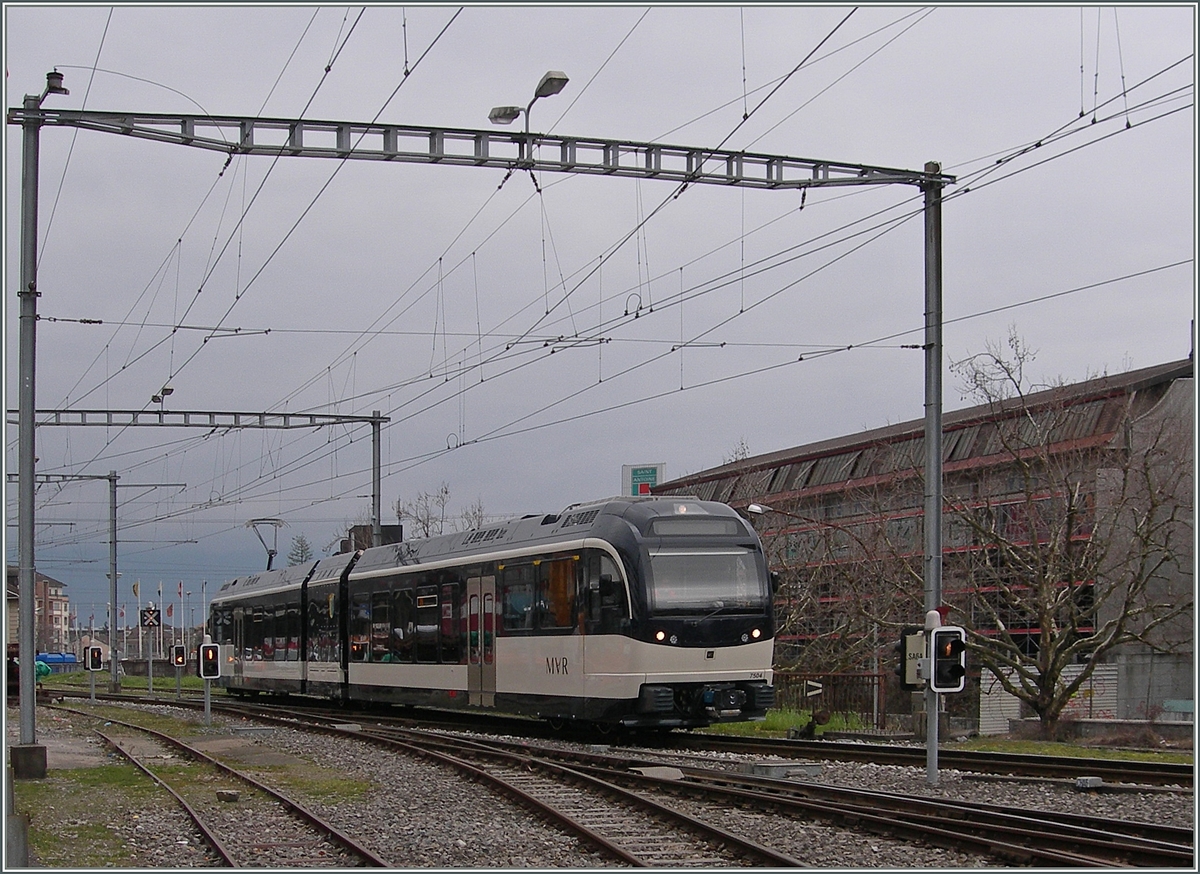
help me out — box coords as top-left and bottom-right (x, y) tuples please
(654, 358), (1193, 732)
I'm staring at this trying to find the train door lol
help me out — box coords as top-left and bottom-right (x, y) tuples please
(466, 574), (496, 707)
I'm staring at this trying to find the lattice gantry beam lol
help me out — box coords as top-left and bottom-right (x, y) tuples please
(5, 409), (389, 430)
(6, 108), (954, 191)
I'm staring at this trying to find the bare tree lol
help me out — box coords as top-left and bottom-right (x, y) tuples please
(724, 437), (751, 465)
(458, 495), (487, 531)
(943, 334), (1193, 735)
(395, 482), (452, 539)
(756, 333), (1192, 735)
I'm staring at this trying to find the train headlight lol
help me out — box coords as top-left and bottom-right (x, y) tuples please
(655, 630), (666, 642)
(751, 628), (762, 639)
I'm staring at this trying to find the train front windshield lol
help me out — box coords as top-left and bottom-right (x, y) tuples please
(646, 547), (769, 614)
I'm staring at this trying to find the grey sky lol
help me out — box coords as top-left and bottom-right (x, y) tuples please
(4, 3), (1195, 622)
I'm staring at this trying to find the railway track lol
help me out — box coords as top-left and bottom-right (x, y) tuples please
(659, 733), (1196, 788)
(55, 689), (1194, 788)
(370, 726), (1193, 868)
(76, 709), (390, 867)
(46, 694), (1192, 867)
(358, 724), (807, 866)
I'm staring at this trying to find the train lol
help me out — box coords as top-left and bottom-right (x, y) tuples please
(208, 496), (775, 729)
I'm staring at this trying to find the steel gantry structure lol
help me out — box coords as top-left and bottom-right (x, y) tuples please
(9, 74), (954, 779)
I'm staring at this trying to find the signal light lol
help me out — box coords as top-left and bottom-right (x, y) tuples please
(85, 645), (103, 672)
(198, 643), (221, 679)
(172, 644), (186, 668)
(930, 626), (967, 693)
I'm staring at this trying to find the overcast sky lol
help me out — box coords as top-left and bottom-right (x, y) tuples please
(4, 3), (1195, 624)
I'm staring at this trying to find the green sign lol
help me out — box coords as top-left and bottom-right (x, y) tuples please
(630, 466), (659, 495)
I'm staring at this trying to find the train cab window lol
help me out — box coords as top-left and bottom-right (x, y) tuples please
(212, 606), (234, 647)
(584, 552), (629, 634)
(371, 591), (390, 662)
(500, 565), (536, 632)
(350, 592), (370, 662)
(391, 588), (414, 663)
(646, 547), (768, 614)
(537, 558), (577, 631)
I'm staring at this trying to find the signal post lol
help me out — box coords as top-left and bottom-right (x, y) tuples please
(172, 644), (186, 698)
(900, 611), (968, 784)
(198, 636), (220, 725)
(85, 644), (103, 702)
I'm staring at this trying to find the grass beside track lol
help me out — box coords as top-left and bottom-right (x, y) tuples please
(699, 707), (1194, 764)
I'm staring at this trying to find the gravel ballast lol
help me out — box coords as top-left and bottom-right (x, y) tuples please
(9, 704), (1193, 868)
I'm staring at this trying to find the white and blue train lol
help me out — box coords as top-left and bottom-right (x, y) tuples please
(208, 496), (775, 729)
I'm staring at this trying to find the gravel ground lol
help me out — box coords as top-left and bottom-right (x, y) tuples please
(9, 704), (1194, 868)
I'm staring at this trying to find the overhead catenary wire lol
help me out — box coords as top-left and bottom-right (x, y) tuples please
(16, 14), (1190, 587)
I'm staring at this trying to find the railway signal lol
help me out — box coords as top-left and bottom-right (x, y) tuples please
(198, 643), (221, 680)
(929, 626), (967, 693)
(85, 645), (103, 672)
(172, 645), (186, 668)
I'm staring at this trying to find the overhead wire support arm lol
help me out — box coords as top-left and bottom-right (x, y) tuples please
(5, 108), (955, 191)
(7, 408), (390, 430)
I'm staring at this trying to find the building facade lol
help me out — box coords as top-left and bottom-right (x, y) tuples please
(5, 566), (73, 655)
(654, 359), (1194, 727)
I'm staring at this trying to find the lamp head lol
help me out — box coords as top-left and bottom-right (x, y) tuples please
(488, 105), (523, 125)
(45, 70), (69, 96)
(534, 70), (569, 99)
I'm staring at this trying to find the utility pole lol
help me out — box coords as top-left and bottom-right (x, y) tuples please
(922, 162), (946, 784)
(12, 71), (67, 780)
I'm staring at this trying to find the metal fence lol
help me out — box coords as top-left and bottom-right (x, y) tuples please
(773, 670), (892, 729)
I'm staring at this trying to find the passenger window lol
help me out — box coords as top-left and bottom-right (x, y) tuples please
(415, 585), (439, 663)
(537, 559), (576, 630)
(440, 583), (462, 663)
(371, 591), (390, 662)
(350, 592), (370, 662)
(287, 602), (301, 661)
(274, 604), (288, 661)
(391, 588), (414, 663)
(501, 565), (536, 631)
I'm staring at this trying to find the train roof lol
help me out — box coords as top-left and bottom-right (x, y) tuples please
(212, 559), (315, 600)
(349, 496), (753, 577)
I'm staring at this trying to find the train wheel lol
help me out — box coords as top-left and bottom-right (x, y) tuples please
(546, 717), (567, 732)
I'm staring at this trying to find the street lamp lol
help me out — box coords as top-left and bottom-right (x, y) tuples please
(489, 70), (569, 133)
